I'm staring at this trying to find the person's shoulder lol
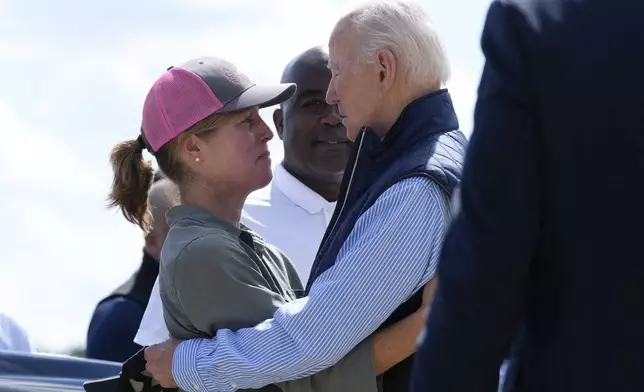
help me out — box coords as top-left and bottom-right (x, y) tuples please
(91, 297), (144, 326)
(492, 0), (541, 17)
(171, 231), (250, 278)
(0, 313), (33, 352)
(96, 296), (144, 312)
(387, 176), (449, 202)
(0, 313), (24, 330)
(175, 231), (239, 262)
(164, 215), (232, 262)
(371, 177), (451, 221)
(488, 0), (557, 34)
(169, 232), (263, 294)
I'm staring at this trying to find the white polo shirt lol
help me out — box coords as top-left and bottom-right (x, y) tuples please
(134, 163), (336, 346)
(242, 163), (336, 284)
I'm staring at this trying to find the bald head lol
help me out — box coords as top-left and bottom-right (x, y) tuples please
(273, 46), (349, 201)
(281, 46), (329, 88)
(148, 178), (179, 233)
(145, 178), (179, 260)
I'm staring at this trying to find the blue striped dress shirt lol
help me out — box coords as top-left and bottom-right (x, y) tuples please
(173, 176), (450, 392)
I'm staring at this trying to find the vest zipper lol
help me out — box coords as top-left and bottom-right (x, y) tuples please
(305, 130), (367, 293)
(326, 131), (365, 237)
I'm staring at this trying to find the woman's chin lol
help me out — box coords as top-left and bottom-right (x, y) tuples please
(248, 169), (273, 193)
(259, 172), (273, 188)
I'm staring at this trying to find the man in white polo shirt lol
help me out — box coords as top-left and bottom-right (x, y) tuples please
(243, 45), (349, 284)
(134, 46), (350, 346)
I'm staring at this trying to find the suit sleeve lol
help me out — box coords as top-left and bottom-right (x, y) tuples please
(412, 1), (540, 391)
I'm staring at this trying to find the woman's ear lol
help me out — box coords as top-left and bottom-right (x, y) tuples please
(181, 134), (203, 161)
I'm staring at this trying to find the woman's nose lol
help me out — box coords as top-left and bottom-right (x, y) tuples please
(258, 118), (274, 142)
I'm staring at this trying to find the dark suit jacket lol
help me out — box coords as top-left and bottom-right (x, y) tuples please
(411, 0), (644, 391)
(86, 297), (145, 363)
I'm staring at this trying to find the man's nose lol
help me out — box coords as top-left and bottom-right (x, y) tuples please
(322, 104), (342, 126)
(326, 82), (338, 105)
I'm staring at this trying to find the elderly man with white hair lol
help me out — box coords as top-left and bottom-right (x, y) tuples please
(143, 1), (467, 391)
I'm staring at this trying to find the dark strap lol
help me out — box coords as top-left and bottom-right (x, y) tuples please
(84, 348), (173, 392)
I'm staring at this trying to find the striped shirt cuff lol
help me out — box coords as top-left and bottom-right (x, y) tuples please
(172, 338), (220, 392)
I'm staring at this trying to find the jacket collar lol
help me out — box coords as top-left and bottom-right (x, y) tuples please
(361, 89), (459, 159)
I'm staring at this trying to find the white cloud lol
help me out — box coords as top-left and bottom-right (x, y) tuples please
(0, 0), (485, 352)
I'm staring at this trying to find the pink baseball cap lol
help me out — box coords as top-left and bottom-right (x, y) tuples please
(139, 56), (296, 153)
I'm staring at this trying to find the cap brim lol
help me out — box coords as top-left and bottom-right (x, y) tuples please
(218, 83), (296, 113)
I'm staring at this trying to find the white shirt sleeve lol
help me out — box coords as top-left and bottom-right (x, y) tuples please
(133, 277), (170, 346)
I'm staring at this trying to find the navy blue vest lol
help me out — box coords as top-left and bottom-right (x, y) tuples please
(306, 89), (467, 391)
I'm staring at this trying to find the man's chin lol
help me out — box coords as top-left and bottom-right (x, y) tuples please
(316, 167), (348, 181)
(342, 122), (363, 142)
(347, 129), (360, 142)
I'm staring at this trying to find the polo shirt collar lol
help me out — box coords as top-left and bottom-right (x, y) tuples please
(272, 164), (334, 214)
(167, 204), (265, 250)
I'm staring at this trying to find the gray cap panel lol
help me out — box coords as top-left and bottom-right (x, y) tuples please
(180, 57), (255, 105)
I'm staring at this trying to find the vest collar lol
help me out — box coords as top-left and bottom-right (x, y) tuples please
(361, 89), (459, 159)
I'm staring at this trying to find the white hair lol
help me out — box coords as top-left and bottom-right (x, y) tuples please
(339, 0), (450, 87)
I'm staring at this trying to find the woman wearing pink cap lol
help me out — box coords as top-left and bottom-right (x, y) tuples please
(108, 57), (429, 391)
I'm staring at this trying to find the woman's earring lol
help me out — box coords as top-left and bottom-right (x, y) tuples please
(196, 157), (200, 162)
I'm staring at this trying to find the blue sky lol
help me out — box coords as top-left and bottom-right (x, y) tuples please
(0, 0), (489, 352)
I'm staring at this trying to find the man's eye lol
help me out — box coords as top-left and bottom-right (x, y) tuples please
(302, 99), (324, 108)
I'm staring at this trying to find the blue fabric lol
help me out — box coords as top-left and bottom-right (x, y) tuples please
(86, 297), (144, 363)
(412, 0), (644, 391)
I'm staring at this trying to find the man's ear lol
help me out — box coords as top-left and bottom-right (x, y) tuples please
(376, 49), (397, 89)
(273, 108), (284, 140)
